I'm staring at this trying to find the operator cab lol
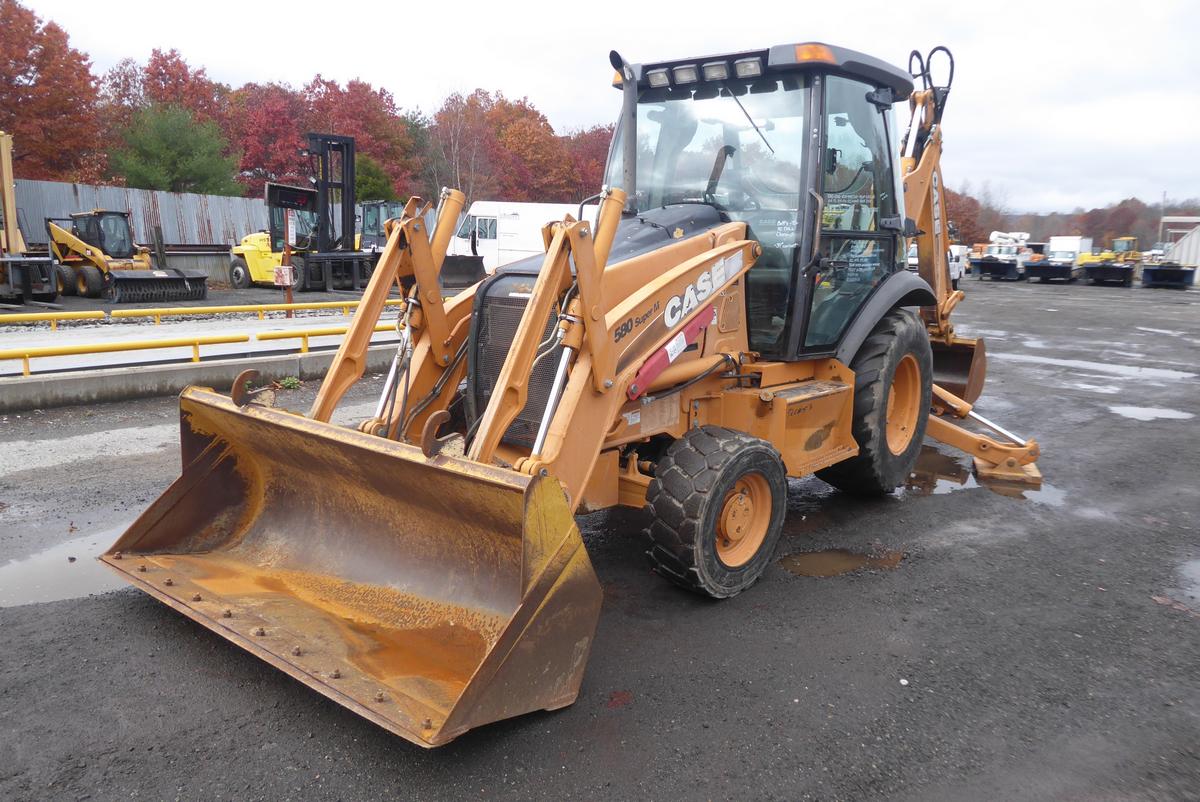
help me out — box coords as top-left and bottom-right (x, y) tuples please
(70, 210), (137, 260)
(360, 200), (405, 251)
(605, 42), (915, 361)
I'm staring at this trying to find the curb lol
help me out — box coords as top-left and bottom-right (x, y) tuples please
(0, 345), (396, 413)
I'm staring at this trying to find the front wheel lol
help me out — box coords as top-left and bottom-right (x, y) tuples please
(229, 257), (251, 289)
(816, 308), (932, 496)
(645, 427), (788, 598)
(77, 265), (105, 298)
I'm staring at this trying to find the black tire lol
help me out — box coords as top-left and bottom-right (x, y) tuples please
(815, 308), (932, 496)
(644, 426), (787, 599)
(229, 257), (251, 289)
(56, 266), (78, 296)
(78, 265), (105, 298)
(290, 257), (308, 292)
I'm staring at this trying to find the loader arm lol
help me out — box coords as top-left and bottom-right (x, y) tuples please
(308, 190), (466, 423)
(47, 219), (108, 271)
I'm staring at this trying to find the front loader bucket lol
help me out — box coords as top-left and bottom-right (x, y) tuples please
(101, 387), (603, 748)
(931, 335), (987, 404)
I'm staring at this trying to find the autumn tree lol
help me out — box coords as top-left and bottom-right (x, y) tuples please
(142, 49), (230, 126)
(944, 186), (984, 246)
(0, 0), (102, 181)
(303, 76), (416, 197)
(225, 82), (307, 196)
(109, 105), (240, 195)
(98, 56), (147, 134)
(430, 90), (499, 204)
(563, 125), (614, 200)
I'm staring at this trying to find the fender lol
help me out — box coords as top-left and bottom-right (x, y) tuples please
(834, 270), (936, 365)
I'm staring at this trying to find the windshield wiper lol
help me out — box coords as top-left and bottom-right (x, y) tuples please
(725, 83), (774, 154)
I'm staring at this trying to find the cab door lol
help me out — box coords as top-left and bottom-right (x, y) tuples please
(801, 75), (904, 352)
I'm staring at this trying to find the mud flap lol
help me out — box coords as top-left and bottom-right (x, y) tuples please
(101, 387), (603, 747)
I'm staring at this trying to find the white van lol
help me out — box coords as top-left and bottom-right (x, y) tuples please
(448, 201), (600, 274)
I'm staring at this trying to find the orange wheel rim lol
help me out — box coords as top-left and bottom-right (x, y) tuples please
(716, 472), (772, 568)
(886, 353), (921, 455)
(76, 272), (87, 295)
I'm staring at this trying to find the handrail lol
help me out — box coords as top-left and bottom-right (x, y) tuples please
(256, 323), (396, 353)
(0, 299), (404, 328)
(0, 311), (105, 330)
(111, 299), (404, 324)
(0, 334), (250, 377)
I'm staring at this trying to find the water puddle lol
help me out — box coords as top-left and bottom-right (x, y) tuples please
(1107, 406), (1195, 421)
(1177, 560), (1200, 600)
(0, 526), (128, 607)
(904, 446), (1066, 505)
(1067, 382), (1121, 395)
(778, 549), (904, 577)
(991, 353), (1197, 381)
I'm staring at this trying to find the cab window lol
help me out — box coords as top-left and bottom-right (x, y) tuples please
(476, 217), (497, 240)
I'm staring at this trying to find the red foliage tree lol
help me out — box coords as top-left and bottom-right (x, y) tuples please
(487, 95), (577, 202)
(226, 83), (308, 197)
(142, 49), (229, 127)
(563, 125), (614, 200)
(944, 186), (985, 246)
(0, 0), (102, 181)
(303, 76), (416, 197)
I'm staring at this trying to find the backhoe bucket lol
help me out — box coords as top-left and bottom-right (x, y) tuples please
(931, 335), (987, 404)
(101, 387), (603, 748)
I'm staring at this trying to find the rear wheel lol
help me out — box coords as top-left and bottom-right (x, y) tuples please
(644, 426), (787, 598)
(229, 257), (251, 289)
(56, 266), (77, 296)
(78, 266), (105, 298)
(816, 308), (932, 496)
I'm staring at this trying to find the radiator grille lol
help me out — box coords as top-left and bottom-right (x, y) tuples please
(471, 291), (562, 449)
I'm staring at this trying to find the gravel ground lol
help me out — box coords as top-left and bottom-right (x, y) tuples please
(1, 279), (1198, 801)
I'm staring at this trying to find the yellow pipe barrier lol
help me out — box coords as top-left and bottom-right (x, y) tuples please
(111, 299), (403, 325)
(0, 334), (249, 377)
(0, 311), (105, 331)
(256, 324), (395, 354)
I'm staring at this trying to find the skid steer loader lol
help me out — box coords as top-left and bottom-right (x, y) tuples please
(47, 210), (208, 302)
(103, 42), (1040, 747)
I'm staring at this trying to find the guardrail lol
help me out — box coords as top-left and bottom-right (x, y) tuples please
(0, 334), (250, 377)
(255, 323), (396, 353)
(0, 311), (106, 330)
(0, 299), (403, 328)
(111, 300), (404, 324)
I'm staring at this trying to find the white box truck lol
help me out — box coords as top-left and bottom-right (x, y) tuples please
(1027, 235), (1092, 282)
(448, 201), (599, 274)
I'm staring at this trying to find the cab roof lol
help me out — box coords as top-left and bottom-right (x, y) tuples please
(620, 42), (914, 100)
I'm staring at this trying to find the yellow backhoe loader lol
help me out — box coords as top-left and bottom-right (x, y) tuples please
(47, 210), (208, 302)
(103, 43), (1040, 747)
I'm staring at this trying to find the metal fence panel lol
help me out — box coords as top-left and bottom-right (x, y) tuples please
(15, 179), (268, 246)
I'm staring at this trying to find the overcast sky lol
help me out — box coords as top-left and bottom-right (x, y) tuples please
(29, 0), (1200, 213)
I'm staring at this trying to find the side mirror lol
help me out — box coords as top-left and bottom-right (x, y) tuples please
(825, 147), (842, 176)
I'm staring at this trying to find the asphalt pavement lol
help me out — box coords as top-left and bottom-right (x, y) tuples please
(1, 279), (1198, 801)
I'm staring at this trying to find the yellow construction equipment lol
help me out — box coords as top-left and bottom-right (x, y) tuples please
(47, 210), (208, 302)
(1080, 236), (1141, 286)
(103, 43), (1040, 747)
